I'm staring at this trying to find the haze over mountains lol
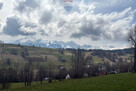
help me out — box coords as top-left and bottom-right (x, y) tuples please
(11, 37), (93, 50)
(8, 37), (129, 50)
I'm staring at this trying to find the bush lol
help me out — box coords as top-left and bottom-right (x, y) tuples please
(6, 58), (11, 65)
(0, 68), (18, 89)
(10, 49), (18, 55)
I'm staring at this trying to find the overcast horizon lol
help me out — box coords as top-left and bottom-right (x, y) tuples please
(0, 0), (136, 49)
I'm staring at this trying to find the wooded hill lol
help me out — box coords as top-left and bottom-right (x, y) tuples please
(0, 43), (134, 89)
(0, 43), (134, 71)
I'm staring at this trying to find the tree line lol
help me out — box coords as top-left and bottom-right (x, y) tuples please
(0, 48), (133, 90)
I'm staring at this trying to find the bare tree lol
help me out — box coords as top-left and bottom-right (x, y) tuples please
(37, 66), (46, 84)
(19, 64), (34, 86)
(0, 68), (18, 89)
(0, 42), (5, 67)
(46, 60), (56, 83)
(57, 66), (67, 81)
(128, 25), (136, 72)
(71, 48), (85, 78)
(0, 68), (10, 89)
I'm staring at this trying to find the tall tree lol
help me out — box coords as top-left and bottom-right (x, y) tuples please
(19, 63), (34, 86)
(128, 25), (136, 72)
(37, 66), (46, 84)
(46, 60), (56, 83)
(71, 48), (85, 78)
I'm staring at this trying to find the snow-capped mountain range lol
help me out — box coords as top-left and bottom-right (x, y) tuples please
(11, 37), (92, 50)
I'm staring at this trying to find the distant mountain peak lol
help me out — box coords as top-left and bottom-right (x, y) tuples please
(12, 38), (92, 50)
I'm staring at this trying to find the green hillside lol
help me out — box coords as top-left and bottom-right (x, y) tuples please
(0, 44), (73, 69)
(1, 73), (136, 91)
(0, 43), (133, 69)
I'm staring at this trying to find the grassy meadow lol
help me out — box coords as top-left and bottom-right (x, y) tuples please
(1, 73), (136, 91)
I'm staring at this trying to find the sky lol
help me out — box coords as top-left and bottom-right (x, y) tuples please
(0, 0), (136, 49)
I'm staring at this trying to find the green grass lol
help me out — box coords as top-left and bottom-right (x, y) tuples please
(93, 56), (103, 63)
(1, 73), (136, 91)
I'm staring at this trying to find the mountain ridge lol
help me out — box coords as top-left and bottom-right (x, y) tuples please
(11, 38), (92, 50)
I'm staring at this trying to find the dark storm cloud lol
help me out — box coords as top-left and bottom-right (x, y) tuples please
(0, 2), (3, 10)
(16, 0), (40, 13)
(3, 17), (36, 36)
(71, 14), (129, 41)
(57, 19), (66, 28)
(40, 30), (48, 36)
(71, 21), (126, 41)
(71, 21), (103, 40)
(39, 11), (52, 25)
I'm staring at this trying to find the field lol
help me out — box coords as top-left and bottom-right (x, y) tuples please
(0, 43), (133, 69)
(0, 44), (73, 69)
(1, 73), (136, 91)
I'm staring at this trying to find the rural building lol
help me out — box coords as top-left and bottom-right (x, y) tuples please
(66, 74), (71, 79)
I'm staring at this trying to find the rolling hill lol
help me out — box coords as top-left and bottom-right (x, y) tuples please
(0, 43), (134, 70)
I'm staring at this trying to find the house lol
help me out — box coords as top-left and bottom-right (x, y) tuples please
(66, 74), (71, 79)
(44, 77), (49, 81)
(83, 73), (89, 77)
(109, 71), (117, 74)
(99, 66), (107, 76)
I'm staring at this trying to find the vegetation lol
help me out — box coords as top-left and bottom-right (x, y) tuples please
(0, 43), (135, 90)
(0, 73), (136, 91)
(128, 25), (136, 72)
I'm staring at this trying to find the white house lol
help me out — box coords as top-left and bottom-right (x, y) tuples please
(66, 74), (71, 79)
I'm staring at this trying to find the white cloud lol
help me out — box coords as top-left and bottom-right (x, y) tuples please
(71, 7), (136, 41)
(0, 0), (136, 49)
(0, 2), (3, 10)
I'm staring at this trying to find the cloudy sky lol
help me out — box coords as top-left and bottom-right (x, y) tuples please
(0, 0), (136, 49)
